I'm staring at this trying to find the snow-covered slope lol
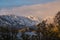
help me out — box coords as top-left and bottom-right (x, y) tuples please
(0, 15), (40, 29)
(26, 15), (41, 25)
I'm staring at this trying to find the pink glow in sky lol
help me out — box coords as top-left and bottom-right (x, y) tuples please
(0, 1), (60, 18)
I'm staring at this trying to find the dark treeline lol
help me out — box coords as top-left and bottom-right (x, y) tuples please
(0, 11), (60, 40)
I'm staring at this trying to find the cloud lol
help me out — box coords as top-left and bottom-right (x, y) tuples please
(0, 1), (60, 18)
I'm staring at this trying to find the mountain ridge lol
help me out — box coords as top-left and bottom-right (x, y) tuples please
(0, 15), (40, 30)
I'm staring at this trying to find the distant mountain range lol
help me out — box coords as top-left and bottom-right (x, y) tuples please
(0, 15), (41, 29)
(0, 15), (55, 29)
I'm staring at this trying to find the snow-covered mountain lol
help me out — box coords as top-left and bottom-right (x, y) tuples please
(0, 15), (40, 29)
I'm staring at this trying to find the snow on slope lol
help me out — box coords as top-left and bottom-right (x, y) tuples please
(0, 15), (40, 29)
(26, 15), (41, 25)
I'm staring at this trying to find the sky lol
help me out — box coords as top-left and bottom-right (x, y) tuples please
(0, 0), (56, 8)
(0, 0), (60, 18)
